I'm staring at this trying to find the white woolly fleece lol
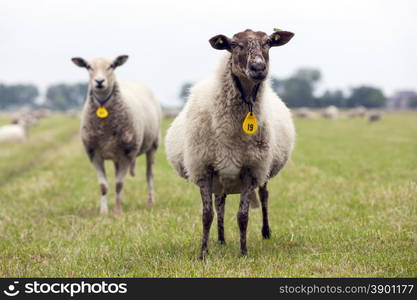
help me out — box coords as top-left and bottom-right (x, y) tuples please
(165, 53), (295, 195)
(0, 124), (26, 143)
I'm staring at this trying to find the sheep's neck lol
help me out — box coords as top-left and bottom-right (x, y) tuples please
(211, 71), (264, 138)
(93, 88), (114, 106)
(231, 74), (261, 112)
(89, 83), (120, 107)
(222, 70), (264, 111)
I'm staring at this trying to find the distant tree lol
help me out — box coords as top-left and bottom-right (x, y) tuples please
(45, 83), (88, 111)
(293, 68), (321, 83)
(179, 82), (193, 103)
(409, 95), (417, 108)
(347, 86), (386, 108)
(272, 68), (321, 108)
(282, 77), (315, 107)
(0, 83), (39, 110)
(317, 89), (346, 108)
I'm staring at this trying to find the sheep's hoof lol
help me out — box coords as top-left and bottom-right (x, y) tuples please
(113, 207), (123, 216)
(218, 239), (226, 245)
(147, 200), (155, 207)
(262, 226), (271, 239)
(240, 249), (248, 257)
(198, 250), (208, 260)
(100, 207), (109, 216)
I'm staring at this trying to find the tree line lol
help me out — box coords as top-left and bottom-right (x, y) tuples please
(0, 83), (39, 110)
(0, 83), (87, 111)
(1, 68), (416, 111)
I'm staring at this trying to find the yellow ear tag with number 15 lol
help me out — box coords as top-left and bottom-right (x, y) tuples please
(242, 112), (258, 134)
(96, 106), (108, 118)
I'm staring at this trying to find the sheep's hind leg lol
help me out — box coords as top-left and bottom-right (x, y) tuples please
(197, 169), (214, 260)
(93, 158), (108, 215)
(215, 194), (226, 245)
(238, 169), (256, 256)
(114, 159), (130, 215)
(259, 183), (271, 239)
(146, 148), (156, 207)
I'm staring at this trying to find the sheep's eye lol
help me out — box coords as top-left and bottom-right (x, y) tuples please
(86, 65), (92, 70)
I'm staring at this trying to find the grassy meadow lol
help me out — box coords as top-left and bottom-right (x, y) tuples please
(0, 113), (416, 277)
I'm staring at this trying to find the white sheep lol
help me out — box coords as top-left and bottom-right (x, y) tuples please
(347, 106), (367, 118)
(165, 29), (295, 258)
(293, 107), (317, 119)
(72, 55), (161, 215)
(0, 120), (27, 143)
(322, 105), (339, 120)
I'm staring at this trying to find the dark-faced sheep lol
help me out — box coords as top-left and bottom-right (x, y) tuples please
(368, 111), (382, 122)
(165, 29), (295, 258)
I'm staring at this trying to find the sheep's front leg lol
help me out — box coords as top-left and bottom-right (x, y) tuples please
(238, 169), (256, 255)
(259, 183), (271, 239)
(114, 159), (130, 215)
(92, 158), (108, 215)
(197, 171), (214, 260)
(215, 194), (226, 245)
(146, 149), (156, 207)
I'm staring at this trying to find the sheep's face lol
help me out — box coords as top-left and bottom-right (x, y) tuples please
(209, 29), (294, 82)
(71, 55), (128, 95)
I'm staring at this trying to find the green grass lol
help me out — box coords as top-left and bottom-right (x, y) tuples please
(0, 113), (416, 277)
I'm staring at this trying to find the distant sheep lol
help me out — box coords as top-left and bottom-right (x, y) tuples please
(66, 109), (81, 118)
(32, 109), (51, 119)
(0, 121), (27, 143)
(322, 105), (339, 120)
(72, 55), (161, 215)
(293, 107), (316, 119)
(347, 106), (367, 118)
(368, 111), (382, 122)
(165, 29), (295, 258)
(11, 112), (39, 128)
(0, 114), (38, 143)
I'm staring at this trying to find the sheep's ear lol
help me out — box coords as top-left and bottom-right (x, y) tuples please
(71, 57), (89, 68)
(209, 34), (231, 51)
(269, 31), (294, 47)
(112, 55), (129, 68)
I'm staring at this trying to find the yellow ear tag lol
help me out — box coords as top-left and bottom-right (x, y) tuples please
(96, 106), (108, 118)
(242, 112), (258, 135)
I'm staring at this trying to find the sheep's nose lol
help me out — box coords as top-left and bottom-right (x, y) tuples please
(250, 62), (266, 72)
(95, 79), (105, 86)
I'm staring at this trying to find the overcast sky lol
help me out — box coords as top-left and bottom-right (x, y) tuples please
(1, 0), (416, 106)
